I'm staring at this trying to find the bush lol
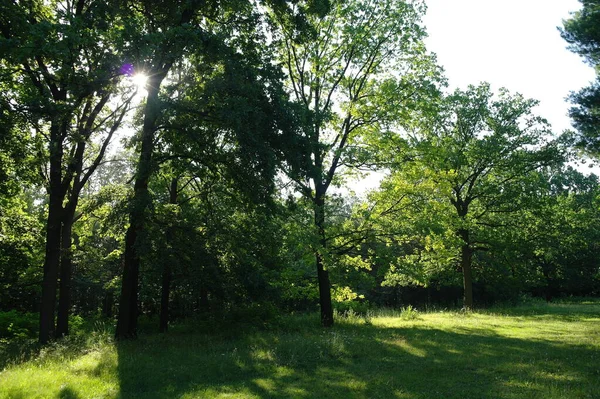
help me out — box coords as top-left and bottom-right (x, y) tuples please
(332, 286), (370, 315)
(0, 311), (38, 339)
(399, 305), (420, 320)
(333, 300), (370, 315)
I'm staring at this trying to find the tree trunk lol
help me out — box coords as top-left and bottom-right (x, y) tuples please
(314, 189), (333, 327)
(102, 291), (114, 318)
(540, 261), (556, 302)
(159, 178), (178, 333)
(39, 191), (62, 344)
(39, 123), (65, 344)
(116, 79), (164, 340)
(159, 261), (171, 333)
(458, 228), (474, 309)
(56, 211), (74, 337)
(198, 287), (209, 313)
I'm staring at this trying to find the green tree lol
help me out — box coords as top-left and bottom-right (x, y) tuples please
(271, 0), (439, 326)
(561, 0), (600, 154)
(514, 167), (600, 299)
(382, 84), (565, 308)
(0, 194), (44, 313)
(116, 0), (324, 338)
(1, 0), (135, 342)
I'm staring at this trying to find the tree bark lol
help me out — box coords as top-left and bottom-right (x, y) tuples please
(540, 261), (556, 302)
(116, 79), (164, 340)
(159, 178), (178, 333)
(56, 210), (74, 337)
(39, 123), (65, 344)
(102, 291), (114, 318)
(314, 188), (333, 327)
(458, 228), (474, 309)
(39, 192), (62, 343)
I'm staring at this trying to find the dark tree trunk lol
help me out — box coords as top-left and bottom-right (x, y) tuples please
(39, 192), (63, 344)
(458, 228), (474, 309)
(540, 261), (556, 302)
(198, 287), (209, 312)
(314, 189), (333, 327)
(159, 262), (171, 333)
(56, 212), (74, 337)
(159, 178), (178, 333)
(39, 123), (65, 344)
(102, 291), (114, 318)
(116, 80), (164, 340)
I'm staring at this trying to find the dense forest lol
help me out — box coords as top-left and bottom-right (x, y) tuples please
(1, 0), (599, 345)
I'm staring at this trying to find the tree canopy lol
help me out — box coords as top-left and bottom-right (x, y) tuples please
(0, 0), (598, 345)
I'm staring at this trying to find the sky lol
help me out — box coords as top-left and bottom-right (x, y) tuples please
(354, 0), (597, 192)
(422, 0), (596, 134)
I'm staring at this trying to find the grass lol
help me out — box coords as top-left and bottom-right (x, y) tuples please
(0, 300), (599, 399)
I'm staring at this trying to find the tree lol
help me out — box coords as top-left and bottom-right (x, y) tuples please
(114, 0), (204, 340)
(1, 0), (135, 342)
(382, 84), (565, 308)
(271, 0), (439, 326)
(514, 167), (600, 300)
(561, 0), (600, 154)
(115, 0), (324, 338)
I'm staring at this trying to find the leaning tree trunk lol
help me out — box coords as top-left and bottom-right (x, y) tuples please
(458, 228), (474, 309)
(314, 188), (333, 327)
(159, 178), (178, 333)
(39, 123), (65, 344)
(116, 79), (164, 339)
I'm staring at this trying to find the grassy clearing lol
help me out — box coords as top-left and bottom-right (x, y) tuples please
(1, 301), (599, 399)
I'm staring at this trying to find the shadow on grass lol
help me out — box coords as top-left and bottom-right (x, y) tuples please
(0, 338), (40, 370)
(112, 316), (599, 399)
(57, 386), (80, 399)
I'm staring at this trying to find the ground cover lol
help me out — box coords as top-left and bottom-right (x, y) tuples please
(1, 300), (598, 399)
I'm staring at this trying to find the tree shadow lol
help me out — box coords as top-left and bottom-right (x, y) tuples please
(57, 386), (80, 399)
(113, 317), (599, 398)
(0, 338), (41, 370)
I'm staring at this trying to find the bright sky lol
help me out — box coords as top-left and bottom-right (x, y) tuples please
(355, 0), (597, 192)
(423, 0), (596, 134)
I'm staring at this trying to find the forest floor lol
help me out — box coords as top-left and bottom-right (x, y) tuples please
(0, 300), (599, 399)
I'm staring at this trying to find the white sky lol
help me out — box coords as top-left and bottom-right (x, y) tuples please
(423, 0), (596, 134)
(354, 0), (598, 192)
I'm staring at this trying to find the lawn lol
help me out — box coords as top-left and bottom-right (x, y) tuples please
(1, 300), (599, 399)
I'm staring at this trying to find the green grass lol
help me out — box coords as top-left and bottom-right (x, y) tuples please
(1, 301), (599, 399)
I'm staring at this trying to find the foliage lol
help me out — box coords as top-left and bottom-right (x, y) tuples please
(0, 311), (38, 340)
(0, 195), (43, 312)
(399, 304), (419, 320)
(0, 0), (599, 351)
(561, 0), (600, 154)
(369, 83), (566, 307)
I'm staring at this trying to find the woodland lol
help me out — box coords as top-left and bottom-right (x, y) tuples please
(1, 0), (600, 352)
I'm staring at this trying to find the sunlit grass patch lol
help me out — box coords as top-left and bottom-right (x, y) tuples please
(0, 300), (599, 398)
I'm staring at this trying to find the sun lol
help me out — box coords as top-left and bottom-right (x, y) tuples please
(131, 73), (148, 91)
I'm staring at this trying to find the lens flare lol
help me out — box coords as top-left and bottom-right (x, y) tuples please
(131, 73), (148, 90)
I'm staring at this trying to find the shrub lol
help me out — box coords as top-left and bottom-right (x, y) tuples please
(0, 311), (38, 339)
(399, 305), (419, 320)
(332, 286), (370, 315)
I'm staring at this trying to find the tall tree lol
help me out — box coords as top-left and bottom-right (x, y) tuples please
(383, 84), (565, 308)
(270, 0), (439, 326)
(115, 0), (323, 338)
(561, 0), (600, 154)
(114, 0), (207, 340)
(0, 0), (135, 343)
